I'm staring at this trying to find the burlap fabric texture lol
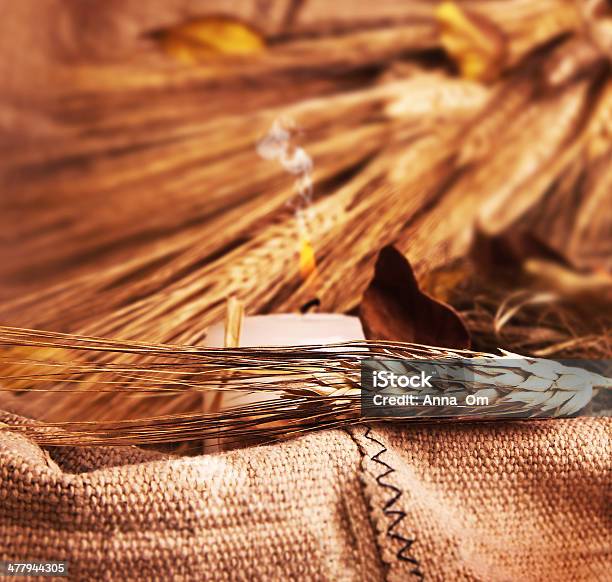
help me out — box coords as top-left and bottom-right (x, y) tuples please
(1, 412), (609, 581)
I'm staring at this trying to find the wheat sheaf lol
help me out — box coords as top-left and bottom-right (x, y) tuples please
(0, 327), (609, 447)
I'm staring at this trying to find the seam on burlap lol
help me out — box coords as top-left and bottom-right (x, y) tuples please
(347, 424), (424, 581)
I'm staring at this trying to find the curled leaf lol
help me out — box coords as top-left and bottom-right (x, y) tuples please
(359, 246), (471, 349)
(472, 228), (574, 277)
(154, 16), (265, 64)
(435, 1), (507, 82)
(471, 230), (612, 312)
(472, 228), (612, 305)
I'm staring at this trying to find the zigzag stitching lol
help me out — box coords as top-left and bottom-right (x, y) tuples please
(364, 425), (424, 580)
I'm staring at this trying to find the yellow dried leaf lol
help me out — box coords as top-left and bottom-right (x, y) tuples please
(156, 16), (265, 64)
(435, 2), (507, 82)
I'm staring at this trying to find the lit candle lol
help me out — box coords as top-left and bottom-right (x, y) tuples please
(203, 311), (365, 451)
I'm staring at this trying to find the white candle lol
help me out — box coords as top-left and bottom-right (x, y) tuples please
(205, 313), (365, 348)
(203, 313), (365, 451)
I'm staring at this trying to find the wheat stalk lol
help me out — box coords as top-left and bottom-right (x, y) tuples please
(0, 326), (608, 447)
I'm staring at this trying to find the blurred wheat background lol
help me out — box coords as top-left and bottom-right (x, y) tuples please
(0, 0), (610, 437)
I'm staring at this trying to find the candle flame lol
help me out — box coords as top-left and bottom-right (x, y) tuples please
(299, 235), (317, 280)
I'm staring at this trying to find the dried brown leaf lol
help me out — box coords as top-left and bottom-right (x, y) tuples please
(359, 246), (471, 349)
(472, 228), (612, 305)
(472, 228), (574, 278)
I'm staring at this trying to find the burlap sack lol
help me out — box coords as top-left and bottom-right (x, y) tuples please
(0, 411), (609, 581)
